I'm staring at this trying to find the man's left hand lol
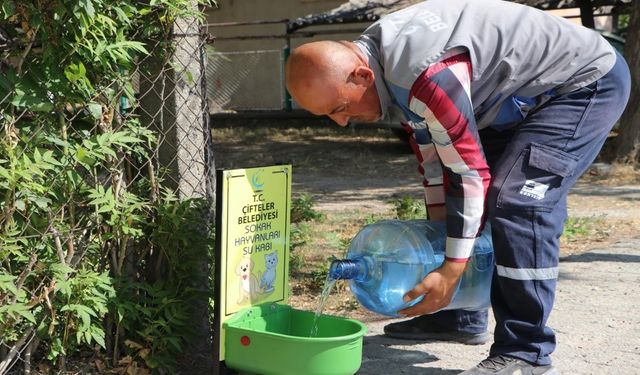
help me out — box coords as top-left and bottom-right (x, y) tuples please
(398, 260), (467, 316)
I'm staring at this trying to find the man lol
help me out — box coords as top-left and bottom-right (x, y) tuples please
(286, 0), (630, 374)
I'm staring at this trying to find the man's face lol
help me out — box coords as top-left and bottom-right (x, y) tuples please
(291, 67), (382, 127)
(323, 79), (382, 127)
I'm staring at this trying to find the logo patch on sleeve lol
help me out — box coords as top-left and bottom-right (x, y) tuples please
(519, 180), (549, 200)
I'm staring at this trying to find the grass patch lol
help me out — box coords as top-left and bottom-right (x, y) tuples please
(289, 193), (325, 276)
(560, 215), (611, 252)
(289, 208), (395, 291)
(561, 216), (610, 241)
(390, 195), (426, 220)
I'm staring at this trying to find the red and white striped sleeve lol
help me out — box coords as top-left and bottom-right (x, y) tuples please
(402, 122), (445, 212)
(408, 51), (491, 262)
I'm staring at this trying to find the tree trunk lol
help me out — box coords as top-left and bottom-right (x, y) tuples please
(614, 0), (640, 164)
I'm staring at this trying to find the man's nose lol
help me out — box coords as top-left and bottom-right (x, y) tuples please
(328, 113), (350, 127)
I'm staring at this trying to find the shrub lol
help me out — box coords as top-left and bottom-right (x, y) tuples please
(291, 193), (325, 223)
(0, 0), (213, 372)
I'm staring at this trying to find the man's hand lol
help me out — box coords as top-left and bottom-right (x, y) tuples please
(398, 260), (467, 316)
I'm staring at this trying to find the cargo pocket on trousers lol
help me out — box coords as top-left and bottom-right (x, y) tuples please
(496, 143), (579, 212)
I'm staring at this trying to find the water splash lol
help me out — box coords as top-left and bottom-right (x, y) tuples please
(309, 274), (337, 337)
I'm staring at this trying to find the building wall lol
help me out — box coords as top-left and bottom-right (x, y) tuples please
(206, 0), (361, 52)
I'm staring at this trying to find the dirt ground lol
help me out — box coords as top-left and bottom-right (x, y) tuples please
(212, 119), (640, 326)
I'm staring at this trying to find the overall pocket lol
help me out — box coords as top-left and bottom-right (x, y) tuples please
(496, 143), (579, 212)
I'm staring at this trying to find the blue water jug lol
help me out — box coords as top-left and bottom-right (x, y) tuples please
(328, 220), (494, 317)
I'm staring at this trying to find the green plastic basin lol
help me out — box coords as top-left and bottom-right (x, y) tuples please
(223, 304), (367, 375)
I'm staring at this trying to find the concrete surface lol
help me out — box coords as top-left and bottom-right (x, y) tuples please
(357, 237), (640, 375)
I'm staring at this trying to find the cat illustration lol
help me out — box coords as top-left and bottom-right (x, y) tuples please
(260, 252), (278, 293)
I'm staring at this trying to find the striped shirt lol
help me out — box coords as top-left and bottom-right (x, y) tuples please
(404, 49), (490, 262)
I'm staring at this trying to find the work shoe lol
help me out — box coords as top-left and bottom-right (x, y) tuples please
(383, 316), (490, 345)
(460, 355), (560, 374)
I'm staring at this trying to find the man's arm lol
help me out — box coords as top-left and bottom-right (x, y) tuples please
(399, 51), (491, 316)
(409, 51), (490, 263)
(400, 122), (446, 221)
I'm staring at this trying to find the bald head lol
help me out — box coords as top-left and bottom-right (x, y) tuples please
(286, 41), (359, 98)
(285, 41), (382, 125)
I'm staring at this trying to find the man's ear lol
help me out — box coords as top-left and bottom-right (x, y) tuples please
(351, 65), (375, 86)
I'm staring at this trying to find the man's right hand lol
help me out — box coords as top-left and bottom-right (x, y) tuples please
(398, 259), (467, 316)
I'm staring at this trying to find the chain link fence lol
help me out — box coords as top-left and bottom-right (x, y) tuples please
(0, 3), (214, 374)
(206, 49), (286, 112)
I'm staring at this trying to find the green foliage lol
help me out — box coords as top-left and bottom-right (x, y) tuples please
(363, 213), (386, 225)
(289, 222), (311, 274)
(0, 0), (214, 372)
(289, 252), (304, 276)
(44, 269), (115, 360)
(322, 231), (350, 253)
(291, 193), (325, 223)
(289, 194), (323, 275)
(390, 195), (426, 220)
(562, 217), (590, 239)
(109, 192), (211, 372)
(561, 216), (610, 242)
(290, 221), (311, 249)
(618, 13), (630, 32)
(309, 261), (330, 292)
(113, 281), (193, 371)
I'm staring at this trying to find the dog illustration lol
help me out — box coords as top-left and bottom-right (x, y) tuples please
(235, 257), (261, 304)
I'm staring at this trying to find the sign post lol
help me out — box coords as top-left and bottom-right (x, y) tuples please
(213, 165), (292, 373)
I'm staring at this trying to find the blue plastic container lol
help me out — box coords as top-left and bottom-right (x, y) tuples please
(329, 220), (494, 317)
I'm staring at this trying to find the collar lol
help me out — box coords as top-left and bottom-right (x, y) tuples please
(353, 39), (394, 120)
